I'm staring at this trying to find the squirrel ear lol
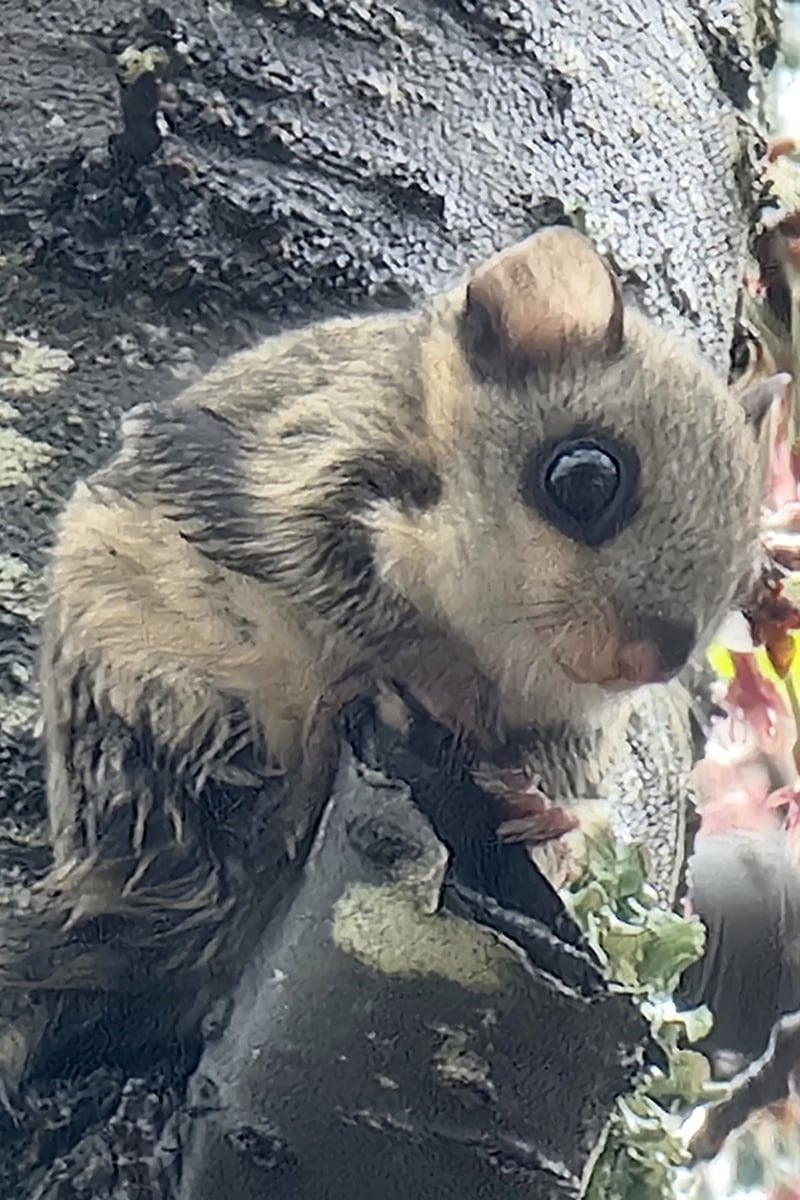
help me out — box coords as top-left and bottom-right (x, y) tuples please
(460, 225), (624, 378)
(738, 372), (791, 438)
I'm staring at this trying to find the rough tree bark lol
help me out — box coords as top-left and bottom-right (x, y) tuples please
(0, 0), (781, 1197)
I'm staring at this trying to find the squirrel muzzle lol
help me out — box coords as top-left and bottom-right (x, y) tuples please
(555, 610), (696, 690)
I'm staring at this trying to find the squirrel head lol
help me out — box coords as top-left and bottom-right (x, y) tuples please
(367, 226), (780, 731)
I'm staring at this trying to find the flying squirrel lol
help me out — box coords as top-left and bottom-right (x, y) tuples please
(8, 225), (783, 1008)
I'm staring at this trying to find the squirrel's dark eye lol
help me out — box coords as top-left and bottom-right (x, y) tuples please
(521, 435), (640, 547)
(546, 446), (619, 523)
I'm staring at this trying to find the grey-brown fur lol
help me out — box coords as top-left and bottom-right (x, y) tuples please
(0, 227), (772, 1022)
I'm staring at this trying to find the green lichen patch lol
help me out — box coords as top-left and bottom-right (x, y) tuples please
(0, 554), (47, 623)
(563, 831), (726, 1200)
(0, 337), (68, 485)
(333, 883), (504, 992)
(566, 835), (706, 997)
(0, 689), (39, 740)
(116, 45), (170, 85)
(0, 428), (58, 487)
(0, 334), (74, 397)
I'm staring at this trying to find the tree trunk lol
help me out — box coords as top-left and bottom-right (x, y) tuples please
(0, 0), (780, 1197)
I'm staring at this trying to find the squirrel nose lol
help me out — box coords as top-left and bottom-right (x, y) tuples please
(619, 614), (696, 682)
